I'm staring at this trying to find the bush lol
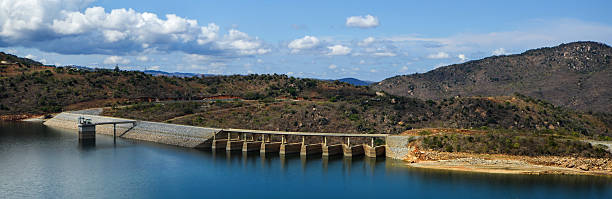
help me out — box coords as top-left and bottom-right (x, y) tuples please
(418, 130), (431, 136)
(243, 92), (263, 100)
(207, 87), (218, 94)
(0, 104), (9, 110)
(348, 114), (359, 121)
(260, 97), (275, 103)
(421, 132), (610, 158)
(329, 96), (338, 102)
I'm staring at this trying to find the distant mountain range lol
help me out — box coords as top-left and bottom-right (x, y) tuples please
(143, 70), (213, 78)
(374, 41), (612, 113)
(0, 52), (375, 86)
(143, 70), (376, 86)
(336, 78), (375, 86)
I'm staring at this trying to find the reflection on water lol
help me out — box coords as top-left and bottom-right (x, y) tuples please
(1, 121), (611, 199)
(209, 150), (386, 177)
(78, 139), (96, 149)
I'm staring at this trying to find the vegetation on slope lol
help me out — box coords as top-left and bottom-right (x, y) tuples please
(410, 129), (611, 158)
(0, 63), (367, 115)
(374, 41), (612, 113)
(103, 93), (612, 139)
(0, 52), (43, 67)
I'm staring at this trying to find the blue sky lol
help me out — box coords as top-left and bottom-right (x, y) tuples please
(1, 0), (611, 81)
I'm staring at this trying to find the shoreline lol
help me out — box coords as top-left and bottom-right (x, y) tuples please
(403, 150), (612, 176)
(1, 114), (43, 121)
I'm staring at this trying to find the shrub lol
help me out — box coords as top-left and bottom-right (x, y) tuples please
(243, 92), (263, 100)
(418, 130), (431, 136)
(421, 132), (610, 158)
(348, 114), (359, 121)
(260, 97), (275, 103)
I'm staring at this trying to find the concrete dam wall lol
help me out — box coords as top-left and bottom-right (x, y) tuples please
(43, 112), (415, 160)
(43, 112), (221, 148)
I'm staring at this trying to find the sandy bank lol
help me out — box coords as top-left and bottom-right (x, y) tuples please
(404, 151), (612, 176)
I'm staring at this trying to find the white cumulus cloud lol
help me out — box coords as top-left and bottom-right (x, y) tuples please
(458, 54), (467, 62)
(358, 37), (375, 46)
(218, 29), (270, 55)
(492, 48), (507, 56)
(0, 0), (268, 57)
(24, 54), (36, 59)
(372, 52), (396, 57)
(327, 44), (351, 56)
(346, 15), (379, 28)
(184, 54), (211, 62)
(102, 30), (128, 43)
(328, 64), (337, 69)
(104, 56), (130, 65)
(427, 52), (450, 59)
(136, 56), (150, 62)
(288, 36), (320, 53)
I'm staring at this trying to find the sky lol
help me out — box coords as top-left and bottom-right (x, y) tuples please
(1, 0), (611, 81)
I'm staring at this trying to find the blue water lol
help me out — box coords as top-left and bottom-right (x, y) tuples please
(1, 122), (611, 199)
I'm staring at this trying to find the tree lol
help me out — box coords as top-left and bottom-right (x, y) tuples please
(114, 65), (120, 73)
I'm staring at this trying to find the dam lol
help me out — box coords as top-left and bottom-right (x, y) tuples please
(43, 112), (414, 159)
(205, 128), (388, 158)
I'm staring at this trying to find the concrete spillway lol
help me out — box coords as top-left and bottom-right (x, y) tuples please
(44, 112), (414, 160)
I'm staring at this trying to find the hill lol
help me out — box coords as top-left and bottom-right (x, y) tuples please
(0, 62), (369, 116)
(143, 70), (209, 78)
(373, 41), (612, 113)
(337, 78), (374, 86)
(0, 52), (43, 67)
(2, 51), (611, 158)
(104, 93), (612, 139)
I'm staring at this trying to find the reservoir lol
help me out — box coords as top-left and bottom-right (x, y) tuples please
(1, 122), (611, 199)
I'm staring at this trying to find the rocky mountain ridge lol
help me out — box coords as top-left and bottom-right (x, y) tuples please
(374, 41), (612, 113)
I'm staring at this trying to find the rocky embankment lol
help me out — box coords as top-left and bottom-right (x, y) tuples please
(404, 150), (612, 176)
